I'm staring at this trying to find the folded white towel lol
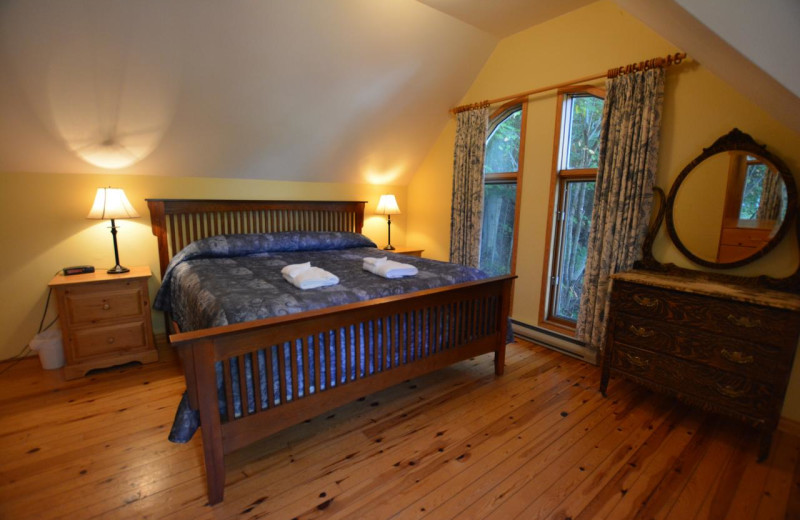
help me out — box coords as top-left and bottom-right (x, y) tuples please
(283, 266), (339, 290)
(363, 258), (418, 279)
(281, 262), (311, 278)
(363, 257), (387, 266)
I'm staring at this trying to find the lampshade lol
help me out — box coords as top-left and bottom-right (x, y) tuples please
(376, 194), (401, 215)
(87, 187), (140, 220)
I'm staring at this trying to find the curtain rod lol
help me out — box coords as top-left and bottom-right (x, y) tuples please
(450, 52), (687, 114)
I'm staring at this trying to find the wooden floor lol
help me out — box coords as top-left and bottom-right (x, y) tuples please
(1, 339), (799, 520)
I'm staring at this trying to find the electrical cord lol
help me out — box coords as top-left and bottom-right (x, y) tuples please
(0, 272), (61, 377)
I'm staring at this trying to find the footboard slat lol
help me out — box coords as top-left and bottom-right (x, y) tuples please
(290, 341), (299, 401)
(316, 333), (323, 392)
(222, 360), (235, 422)
(302, 336), (310, 397)
(237, 355), (249, 417)
(345, 325), (353, 384)
(253, 350), (264, 411)
(278, 344), (287, 405)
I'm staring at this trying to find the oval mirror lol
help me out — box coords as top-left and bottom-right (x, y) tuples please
(665, 129), (797, 268)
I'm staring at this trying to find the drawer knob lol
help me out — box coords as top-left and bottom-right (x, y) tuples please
(633, 294), (658, 308)
(727, 314), (761, 328)
(107, 337), (115, 344)
(623, 352), (650, 368)
(716, 383), (746, 398)
(720, 349), (754, 365)
(102, 302), (111, 311)
(629, 325), (655, 338)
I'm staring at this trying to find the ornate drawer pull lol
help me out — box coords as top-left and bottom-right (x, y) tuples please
(727, 314), (761, 328)
(633, 294), (658, 308)
(716, 383), (746, 398)
(720, 349), (754, 365)
(623, 352), (650, 368)
(628, 325), (655, 338)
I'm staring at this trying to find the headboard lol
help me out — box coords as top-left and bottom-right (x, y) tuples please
(146, 199), (367, 277)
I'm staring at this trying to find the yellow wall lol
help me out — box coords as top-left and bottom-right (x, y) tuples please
(0, 172), (406, 360)
(671, 152), (728, 261)
(407, 1), (800, 418)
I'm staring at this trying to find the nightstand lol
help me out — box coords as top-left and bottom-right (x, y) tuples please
(49, 266), (157, 379)
(389, 247), (424, 257)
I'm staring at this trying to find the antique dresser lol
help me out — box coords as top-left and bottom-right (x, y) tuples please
(601, 270), (800, 459)
(600, 129), (800, 460)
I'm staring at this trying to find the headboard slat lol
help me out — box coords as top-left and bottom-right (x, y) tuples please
(147, 199), (367, 277)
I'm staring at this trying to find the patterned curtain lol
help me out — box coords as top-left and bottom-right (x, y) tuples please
(756, 169), (786, 221)
(449, 106), (489, 267)
(576, 68), (665, 352)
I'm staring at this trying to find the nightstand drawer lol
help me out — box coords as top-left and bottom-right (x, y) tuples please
(71, 321), (149, 359)
(65, 286), (145, 326)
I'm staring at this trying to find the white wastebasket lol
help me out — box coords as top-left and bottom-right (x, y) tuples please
(30, 327), (65, 370)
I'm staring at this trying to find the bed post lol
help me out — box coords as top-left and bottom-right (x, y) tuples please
(495, 277), (513, 376)
(354, 201), (365, 233)
(192, 339), (226, 505)
(146, 199), (170, 278)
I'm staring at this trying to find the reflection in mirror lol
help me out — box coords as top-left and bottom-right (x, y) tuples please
(673, 152), (787, 263)
(717, 153), (787, 262)
(666, 128), (797, 269)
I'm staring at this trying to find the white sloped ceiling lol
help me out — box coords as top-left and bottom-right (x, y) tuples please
(1, 0), (796, 185)
(0, 0), (498, 183)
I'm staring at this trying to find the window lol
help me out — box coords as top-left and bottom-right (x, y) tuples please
(738, 156), (787, 221)
(540, 87), (604, 334)
(480, 100), (526, 277)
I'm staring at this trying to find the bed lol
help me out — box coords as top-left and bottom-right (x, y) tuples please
(147, 199), (514, 504)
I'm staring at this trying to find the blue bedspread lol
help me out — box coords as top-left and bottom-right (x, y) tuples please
(155, 232), (487, 331)
(154, 232), (490, 442)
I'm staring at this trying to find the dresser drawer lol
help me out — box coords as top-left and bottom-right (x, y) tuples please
(612, 281), (798, 348)
(612, 312), (788, 381)
(611, 343), (774, 421)
(64, 285), (146, 326)
(70, 321), (149, 359)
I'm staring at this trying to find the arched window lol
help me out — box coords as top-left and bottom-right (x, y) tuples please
(480, 100), (526, 277)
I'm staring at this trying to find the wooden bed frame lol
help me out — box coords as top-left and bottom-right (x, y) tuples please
(146, 198), (514, 504)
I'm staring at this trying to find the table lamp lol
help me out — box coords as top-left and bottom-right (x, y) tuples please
(87, 187), (140, 274)
(376, 194), (400, 250)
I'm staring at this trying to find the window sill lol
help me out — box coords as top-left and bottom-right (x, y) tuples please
(537, 319), (577, 339)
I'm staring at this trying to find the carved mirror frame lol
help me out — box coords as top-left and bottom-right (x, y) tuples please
(638, 128), (800, 292)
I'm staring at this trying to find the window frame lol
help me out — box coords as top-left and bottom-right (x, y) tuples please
(539, 85), (605, 336)
(482, 98), (527, 277)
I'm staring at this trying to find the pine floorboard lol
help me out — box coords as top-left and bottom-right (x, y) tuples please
(0, 337), (798, 519)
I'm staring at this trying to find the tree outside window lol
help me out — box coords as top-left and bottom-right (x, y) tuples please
(540, 87), (604, 333)
(480, 101), (526, 277)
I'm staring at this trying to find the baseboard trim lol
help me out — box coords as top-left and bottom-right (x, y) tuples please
(779, 416), (800, 436)
(512, 319), (597, 365)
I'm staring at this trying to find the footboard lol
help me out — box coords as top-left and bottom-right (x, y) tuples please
(170, 275), (514, 504)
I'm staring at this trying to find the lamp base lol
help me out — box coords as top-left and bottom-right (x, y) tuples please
(383, 245), (396, 251)
(107, 264), (130, 275)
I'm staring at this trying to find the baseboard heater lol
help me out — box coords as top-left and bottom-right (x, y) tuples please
(511, 319), (597, 365)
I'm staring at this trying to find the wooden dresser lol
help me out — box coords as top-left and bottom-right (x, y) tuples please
(49, 266), (157, 379)
(600, 270), (800, 459)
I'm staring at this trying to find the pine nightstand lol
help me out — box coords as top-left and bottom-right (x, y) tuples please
(49, 266), (157, 379)
(389, 247), (424, 257)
